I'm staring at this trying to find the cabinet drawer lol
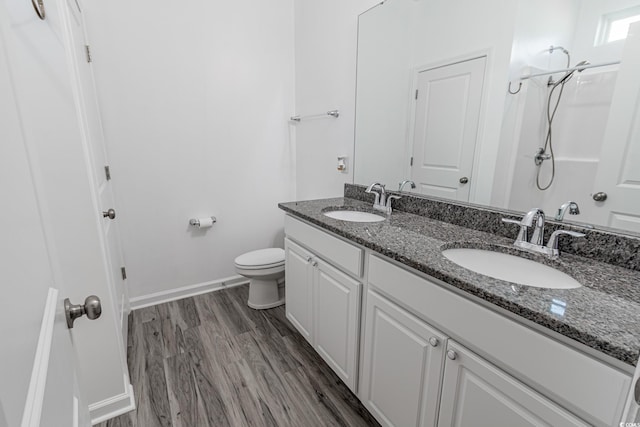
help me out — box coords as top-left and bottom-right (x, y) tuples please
(284, 215), (363, 277)
(368, 255), (631, 427)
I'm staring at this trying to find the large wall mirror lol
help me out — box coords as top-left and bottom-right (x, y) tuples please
(353, 0), (640, 235)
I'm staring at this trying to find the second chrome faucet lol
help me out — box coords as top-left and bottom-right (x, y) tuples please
(365, 182), (400, 214)
(502, 207), (585, 259)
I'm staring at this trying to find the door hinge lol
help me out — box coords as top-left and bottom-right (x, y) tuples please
(415, 89), (419, 100)
(410, 156), (414, 166)
(104, 165), (111, 181)
(121, 266), (127, 280)
(85, 45), (92, 63)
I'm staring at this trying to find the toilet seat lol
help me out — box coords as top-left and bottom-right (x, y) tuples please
(234, 248), (285, 270)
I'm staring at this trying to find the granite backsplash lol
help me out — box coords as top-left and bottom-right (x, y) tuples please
(344, 184), (640, 272)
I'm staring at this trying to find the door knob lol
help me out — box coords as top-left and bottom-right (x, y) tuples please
(592, 192), (607, 202)
(64, 295), (102, 328)
(459, 177), (469, 184)
(102, 208), (116, 219)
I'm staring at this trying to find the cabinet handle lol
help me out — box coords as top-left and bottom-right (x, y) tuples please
(306, 256), (313, 262)
(312, 261), (318, 267)
(429, 337), (439, 347)
(447, 350), (457, 360)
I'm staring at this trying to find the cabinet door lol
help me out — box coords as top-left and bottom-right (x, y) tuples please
(438, 342), (588, 427)
(314, 259), (362, 392)
(284, 238), (314, 343)
(360, 289), (446, 427)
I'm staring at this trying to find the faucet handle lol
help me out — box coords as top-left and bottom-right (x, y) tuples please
(502, 217), (529, 242)
(386, 195), (401, 208)
(501, 218), (521, 225)
(546, 230), (585, 249)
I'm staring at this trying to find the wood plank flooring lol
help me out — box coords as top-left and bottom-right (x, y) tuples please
(97, 284), (380, 427)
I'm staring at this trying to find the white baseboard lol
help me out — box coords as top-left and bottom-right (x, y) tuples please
(90, 382), (135, 425)
(129, 275), (249, 310)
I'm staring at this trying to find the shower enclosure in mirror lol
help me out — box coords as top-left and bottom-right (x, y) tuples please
(353, 0), (640, 234)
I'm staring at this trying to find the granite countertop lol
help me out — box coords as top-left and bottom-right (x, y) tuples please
(279, 197), (640, 367)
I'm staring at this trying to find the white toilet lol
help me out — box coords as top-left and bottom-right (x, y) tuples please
(234, 248), (285, 309)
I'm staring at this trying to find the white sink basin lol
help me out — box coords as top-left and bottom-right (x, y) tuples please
(442, 248), (582, 289)
(323, 210), (386, 223)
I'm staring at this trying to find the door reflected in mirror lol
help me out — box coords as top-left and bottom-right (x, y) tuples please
(353, 0), (640, 235)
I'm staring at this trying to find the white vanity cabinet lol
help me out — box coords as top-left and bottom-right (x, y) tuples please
(284, 215), (363, 391)
(360, 289), (446, 427)
(282, 214), (631, 427)
(367, 254), (631, 427)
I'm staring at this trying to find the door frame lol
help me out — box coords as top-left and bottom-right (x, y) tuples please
(405, 49), (491, 203)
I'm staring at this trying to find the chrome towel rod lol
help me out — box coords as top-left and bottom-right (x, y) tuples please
(290, 110), (339, 122)
(520, 60), (621, 80)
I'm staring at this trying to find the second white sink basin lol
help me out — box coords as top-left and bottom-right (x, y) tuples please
(442, 248), (582, 289)
(323, 210), (386, 223)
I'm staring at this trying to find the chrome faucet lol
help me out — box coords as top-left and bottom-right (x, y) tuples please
(555, 201), (580, 221)
(502, 207), (584, 259)
(399, 180), (416, 192)
(365, 182), (400, 214)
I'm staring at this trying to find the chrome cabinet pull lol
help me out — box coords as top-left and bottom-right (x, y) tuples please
(429, 337), (439, 347)
(447, 350), (457, 360)
(459, 177), (469, 184)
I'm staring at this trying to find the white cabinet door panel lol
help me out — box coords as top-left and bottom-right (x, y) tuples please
(284, 238), (314, 343)
(314, 259), (362, 391)
(438, 342), (588, 427)
(361, 290), (445, 427)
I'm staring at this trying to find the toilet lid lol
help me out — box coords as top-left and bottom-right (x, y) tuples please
(235, 248), (285, 268)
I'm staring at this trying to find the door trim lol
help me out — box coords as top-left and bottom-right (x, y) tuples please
(21, 288), (59, 427)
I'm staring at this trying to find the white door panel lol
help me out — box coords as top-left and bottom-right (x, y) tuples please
(1, 0), (129, 421)
(593, 22), (640, 232)
(1, 13), (86, 423)
(411, 57), (486, 201)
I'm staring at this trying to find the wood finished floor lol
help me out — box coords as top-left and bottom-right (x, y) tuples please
(97, 284), (380, 427)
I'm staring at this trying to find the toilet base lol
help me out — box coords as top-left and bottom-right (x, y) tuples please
(247, 278), (285, 310)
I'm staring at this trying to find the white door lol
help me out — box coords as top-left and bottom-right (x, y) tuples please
(61, 0), (129, 343)
(313, 259), (361, 392)
(410, 57), (486, 201)
(1, 0), (131, 419)
(284, 238), (314, 343)
(437, 342), (587, 427)
(0, 28), (90, 426)
(359, 290), (446, 427)
(592, 22), (640, 233)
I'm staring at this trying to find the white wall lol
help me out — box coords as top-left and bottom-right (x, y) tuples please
(294, 0), (380, 199)
(83, 0), (295, 300)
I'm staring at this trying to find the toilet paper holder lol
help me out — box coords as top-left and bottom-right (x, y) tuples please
(189, 216), (217, 227)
